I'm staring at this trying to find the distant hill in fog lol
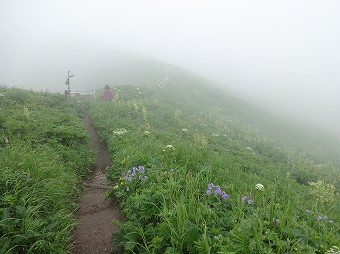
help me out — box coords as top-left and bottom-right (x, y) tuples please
(94, 60), (340, 168)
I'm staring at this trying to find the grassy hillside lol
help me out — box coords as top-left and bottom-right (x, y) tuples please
(103, 62), (340, 167)
(89, 66), (339, 253)
(1, 61), (339, 253)
(0, 87), (94, 254)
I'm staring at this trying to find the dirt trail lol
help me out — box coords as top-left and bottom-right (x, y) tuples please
(71, 117), (122, 254)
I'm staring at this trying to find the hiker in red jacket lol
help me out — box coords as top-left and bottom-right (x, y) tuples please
(102, 84), (113, 100)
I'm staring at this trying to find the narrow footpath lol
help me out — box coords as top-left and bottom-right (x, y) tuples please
(72, 117), (122, 254)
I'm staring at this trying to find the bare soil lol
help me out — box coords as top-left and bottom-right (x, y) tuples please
(71, 117), (122, 254)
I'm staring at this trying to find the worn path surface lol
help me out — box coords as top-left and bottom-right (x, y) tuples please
(71, 117), (122, 254)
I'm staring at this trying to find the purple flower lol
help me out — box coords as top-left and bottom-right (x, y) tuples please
(221, 192), (229, 199)
(205, 183), (229, 199)
(123, 166), (146, 182)
(241, 195), (254, 204)
(215, 187), (222, 195)
(138, 166), (145, 172)
(126, 187), (130, 192)
(241, 196), (248, 202)
(305, 209), (312, 213)
(124, 176), (132, 182)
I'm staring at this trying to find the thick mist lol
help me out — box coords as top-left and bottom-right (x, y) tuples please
(1, 1), (340, 136)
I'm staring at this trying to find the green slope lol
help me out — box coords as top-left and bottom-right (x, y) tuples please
(106, 62), (340, 168)
(2, 59), (338, 253)
(89, 63), (340, 253)
(0, 87), (94, 254)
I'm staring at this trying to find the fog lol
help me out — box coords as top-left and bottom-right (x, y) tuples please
(1, 1), (340, 135)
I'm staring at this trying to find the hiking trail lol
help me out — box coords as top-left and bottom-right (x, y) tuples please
(71, 117), (122, 254)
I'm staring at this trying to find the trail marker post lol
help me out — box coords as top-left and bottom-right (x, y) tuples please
(63, 71), (95, 99)
(64, 71), (74, 99)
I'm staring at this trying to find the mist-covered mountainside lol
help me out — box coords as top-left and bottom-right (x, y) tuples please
(89, 63), (339, 253)
(1, 61), (339, 253)
(103, 62), (340, 168)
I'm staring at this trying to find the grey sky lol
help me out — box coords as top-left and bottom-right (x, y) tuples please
(1, 1), (340, 134)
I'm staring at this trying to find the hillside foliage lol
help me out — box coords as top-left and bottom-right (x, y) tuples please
(90, 73), (339, 253)
(1, 65), (339, 253)
(0, 87), (94, 254)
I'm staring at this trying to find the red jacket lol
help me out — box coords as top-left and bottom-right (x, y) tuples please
(103, 89), (113, 100)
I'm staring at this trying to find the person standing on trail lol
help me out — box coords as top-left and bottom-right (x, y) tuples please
(102, 84), (114, 100)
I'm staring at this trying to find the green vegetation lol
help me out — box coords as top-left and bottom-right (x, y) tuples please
(0, 87), (94, 254)
(1, 64), (339, 253)
(89, 71), (340, 253)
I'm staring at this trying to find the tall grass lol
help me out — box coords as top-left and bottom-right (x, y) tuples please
(0, 86), (94, 253)
(90, 79), (339, 253)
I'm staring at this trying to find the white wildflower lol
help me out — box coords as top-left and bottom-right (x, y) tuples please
(182, 128), (189, 133)
(325, 246), (340, 254)
(212, 133), (220, 137)
(113, 128), (127, 136)
(163, 145), (175, 154)
(23, 106), (29, 119)
(143, 130), (151, 138)
(255, 183), (264, 191)
(0, 93), (4, 96)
